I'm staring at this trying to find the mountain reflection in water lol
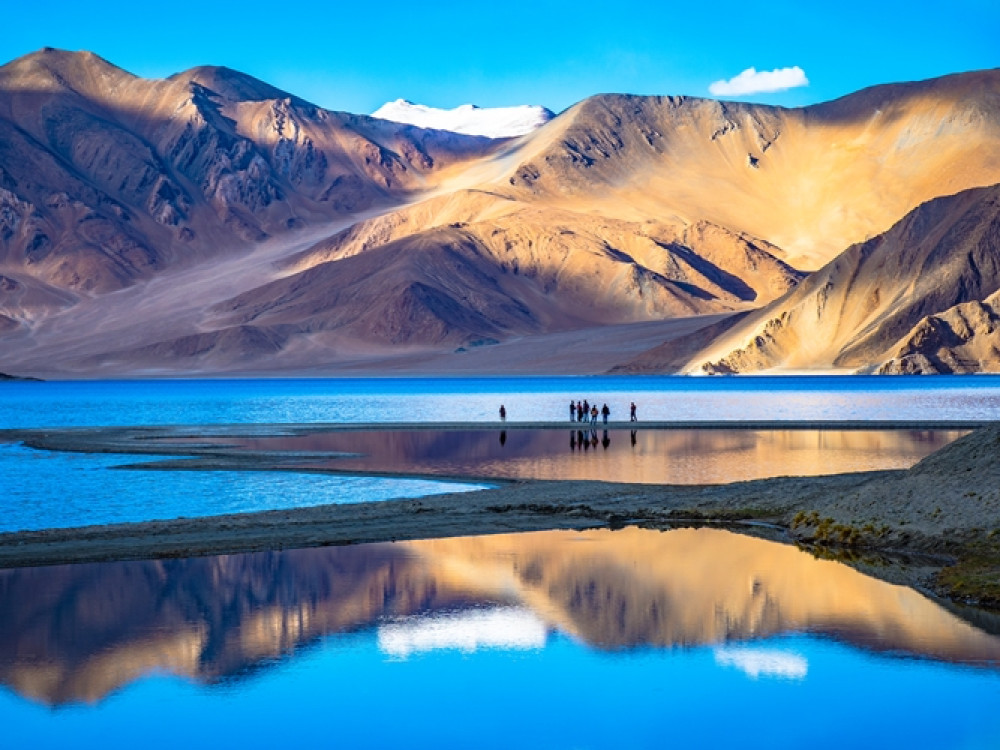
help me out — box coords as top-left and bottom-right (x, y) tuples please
(198, 428), (964, 483)
(1, 527), (999, 707)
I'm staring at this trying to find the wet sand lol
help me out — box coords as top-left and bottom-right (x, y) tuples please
(2, 421), (1000, 607)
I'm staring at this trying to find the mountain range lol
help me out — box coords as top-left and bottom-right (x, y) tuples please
(1, 48), (999, 376)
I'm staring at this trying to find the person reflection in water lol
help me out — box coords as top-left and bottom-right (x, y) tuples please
(499, 430), (506, 447)
(591, 431), (599, 449)
(630, 429), (637, 448)
(570, 431), (577, 450)
(581, 430), (589, 450)
(602, 430), (610, 450)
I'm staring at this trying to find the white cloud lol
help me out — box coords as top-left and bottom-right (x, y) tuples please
(714, 646), (808, 679)
(709, 66), (809, 97)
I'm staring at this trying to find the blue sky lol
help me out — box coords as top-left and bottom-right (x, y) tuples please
(2, 0), (997, 115)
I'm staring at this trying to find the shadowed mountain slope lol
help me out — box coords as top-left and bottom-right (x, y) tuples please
(0, 48), (499, 300)
(876, 289), (1000, 374)
(188, 192), (802, 356)
(642, 184), (1000, 374)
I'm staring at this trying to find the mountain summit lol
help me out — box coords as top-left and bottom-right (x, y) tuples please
(371, 99), (554, 138)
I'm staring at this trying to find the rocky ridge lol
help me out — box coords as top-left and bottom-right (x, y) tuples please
(877, 290), (1000, 374)
(0, 48), (500, 311)
(669, 184), (1000, 374)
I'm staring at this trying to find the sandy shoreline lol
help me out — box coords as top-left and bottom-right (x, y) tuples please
(2, 422), (1000, 607)
(0, 472), (885, 566)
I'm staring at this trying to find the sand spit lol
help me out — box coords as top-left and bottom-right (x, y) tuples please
(2, 422), (1000, 608)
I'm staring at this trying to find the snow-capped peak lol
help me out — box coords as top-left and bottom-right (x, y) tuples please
(371, 99), (553, 138)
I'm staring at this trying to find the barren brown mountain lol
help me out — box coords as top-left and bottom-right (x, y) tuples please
(628, 184), (1000, 374)
(878, 289), (1000, 374)
(0, 49), (499, 318)
(2, 50), (1000, 376)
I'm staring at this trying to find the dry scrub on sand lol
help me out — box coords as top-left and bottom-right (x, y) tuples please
(1, 424), (1000, 608)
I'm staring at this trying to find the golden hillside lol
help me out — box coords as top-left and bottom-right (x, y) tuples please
(491, 72), (1000, 270)
(660, 184), (1000, 373)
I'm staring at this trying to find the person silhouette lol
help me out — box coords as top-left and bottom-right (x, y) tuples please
(630, 402), (637, 422)
(499, 405), (506, 422)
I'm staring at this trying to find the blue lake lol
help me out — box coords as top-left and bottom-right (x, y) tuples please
(0, 441), (488, 532)
(3, 376), (1000, 747)
(0, 374), (991, 530)
(3, 374), (1000, 428)
(2, 375), (996, 531)
(2, 527), (999, 749)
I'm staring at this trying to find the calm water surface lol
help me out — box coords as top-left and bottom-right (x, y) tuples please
(2, 376), (995, 529)
(0, 426), (963, 530)
(4, 379), (1000, 746)
(223, 427), (965, 483)
(0, 442), (488, 533)
(2, 527), (999, 749)
(2, 375), (1000, 428)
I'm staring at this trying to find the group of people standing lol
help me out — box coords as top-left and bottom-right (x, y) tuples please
(571, 399), (608, 425)
(570, 399), (637, 424)
(498, 399), (639, 423)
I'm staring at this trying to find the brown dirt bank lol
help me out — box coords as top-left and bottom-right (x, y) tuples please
(2, 424), (1000, 607)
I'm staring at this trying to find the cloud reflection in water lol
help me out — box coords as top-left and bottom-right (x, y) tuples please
(377, 607), (548, 657)
(714, 647), (809, 680)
